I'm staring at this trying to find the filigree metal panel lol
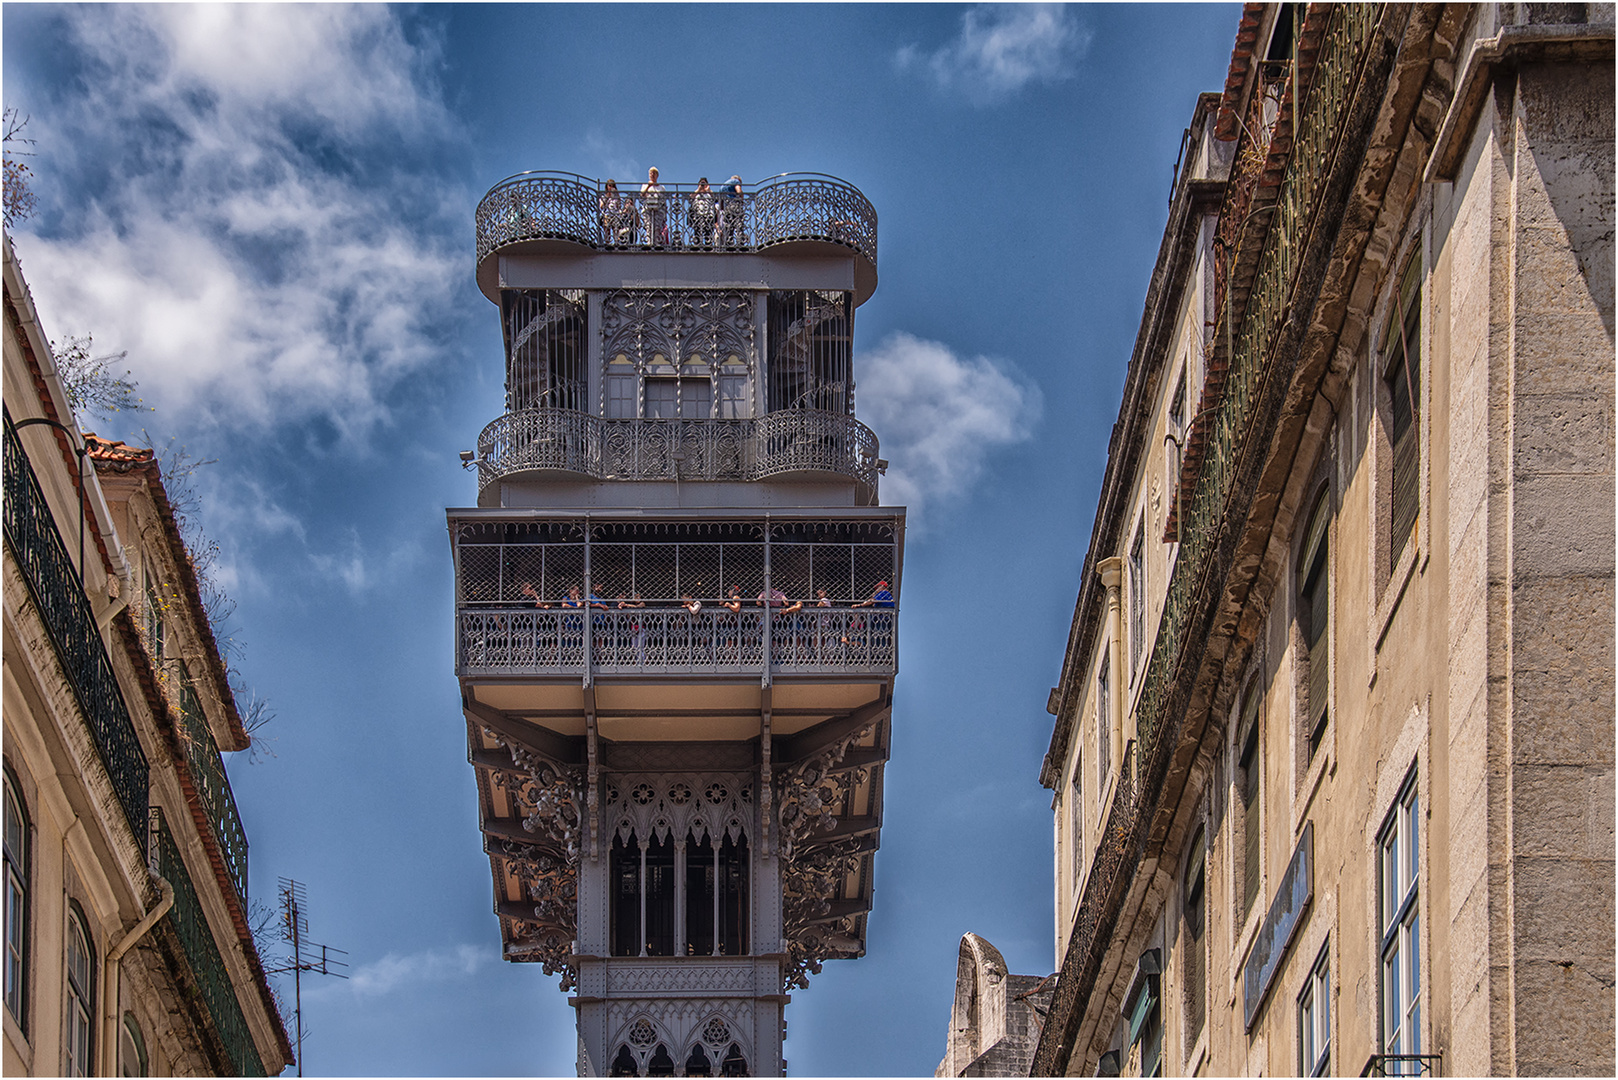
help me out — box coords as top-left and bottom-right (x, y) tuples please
(475, 408), (879, 492)
(475, 172), (877, 269)
(601, 289), (754, 372)
(3, 411), (150, 850)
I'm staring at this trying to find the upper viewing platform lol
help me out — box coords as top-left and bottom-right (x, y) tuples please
(475, 171), (879, 304)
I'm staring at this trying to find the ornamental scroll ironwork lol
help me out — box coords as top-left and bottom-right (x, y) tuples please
(600, 289), (755, 373)
(490, 730), (584, 861)
(774, 724), (874, 861)
(498, 838), (579, 990)
(602, 772), (754, 848)
(782, 838), (869, 990)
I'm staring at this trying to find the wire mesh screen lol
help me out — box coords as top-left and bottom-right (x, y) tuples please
(454, 518), (899, 674)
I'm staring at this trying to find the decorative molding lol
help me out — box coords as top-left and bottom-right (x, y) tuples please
(603, 771), (754, 848)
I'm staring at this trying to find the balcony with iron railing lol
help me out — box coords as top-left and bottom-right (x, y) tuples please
(475, 408), (881, 500)
(451, 516), (901, 679)
(2, 410), (150, 849)
(1034, 7), (1387, 1073)
(176, 674), (250, 905)
(151, 808), (266, 1077)
(474, 172), (879, 303)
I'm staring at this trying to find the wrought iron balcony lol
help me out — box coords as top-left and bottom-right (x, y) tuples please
(475, 408), (880, 498)
(1361, 1054), (1441, 1076)
(151, 809), (267, 1077)
(2, 411), (150, 850)
(458, 605), (895, 677)
(474, 171), (878, 286)
(177, 676), (250, 905)
(452, 513), (901, 679)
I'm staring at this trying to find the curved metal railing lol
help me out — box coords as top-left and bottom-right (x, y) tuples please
(474, 172), (877, 269)
(476, 408), (879, 493)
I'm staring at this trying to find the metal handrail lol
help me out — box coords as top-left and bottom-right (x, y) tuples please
(176, 675), (250, 905)
(474, 172), (877, 268)
(151, 809), (266, 1076)
(2, 410), (150, 850)
(475, 408), (879, 493)
(457, 604), (897, 677)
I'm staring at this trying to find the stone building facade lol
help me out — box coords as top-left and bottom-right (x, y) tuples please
(936, 934), (1054, 1078)
(4, 234), (292, 1075)
(1035, 4), (1613, 1076)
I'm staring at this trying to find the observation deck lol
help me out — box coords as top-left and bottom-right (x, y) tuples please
(476, 408), (880, 503)
(474, 172), (879, 305)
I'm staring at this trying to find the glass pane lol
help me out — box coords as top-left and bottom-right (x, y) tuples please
(680, 380), (712, 420)
(607, 375), (637, 419)
(645, 380), (678, 419)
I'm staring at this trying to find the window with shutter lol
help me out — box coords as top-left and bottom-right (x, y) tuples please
(1238, 691), (1262, 921)
(1300, 491), (1330, 762)
(1384, 259), (1421, 566)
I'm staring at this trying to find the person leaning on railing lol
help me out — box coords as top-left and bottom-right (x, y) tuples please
(717, 175), (744, 248)
(599, 179), (632, 246)
(689, 178), (718, 248)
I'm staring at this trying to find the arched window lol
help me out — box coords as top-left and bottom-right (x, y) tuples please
(720, 1043), (748, 1077)
(646, 1044), (675, 1077)
(684, 1044), (714, 1076)
(4, 769), (29, 1028)
(121, 1012), (148, 1076)
(65, 906), (94, 1076)
(609, 1045), (638, 1076)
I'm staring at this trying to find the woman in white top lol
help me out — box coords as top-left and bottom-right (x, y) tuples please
(641, 166), (668, 247)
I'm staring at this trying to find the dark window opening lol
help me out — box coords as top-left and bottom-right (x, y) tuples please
(720, 1044), (749, 1077)
(1301, 492), (1331, 762)
(1386, 261), (1422, 567)
(1183, 827), (1207, 1051)
(502, 290), (586, 413)
(610, 831), (676, 957)
(647, 1044), (675, 1077)
(609, 1046), (638, 1076)
(767, 291), (853, 414)
(1239, 693), (1262, 921)
(685, 1045), (713, 1077)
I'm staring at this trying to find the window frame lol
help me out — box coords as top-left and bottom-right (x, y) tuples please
(1236, 685), (1263, 926)
(1096, 658), (1111, 809)
(1298, 487), (1331, 766)
(1181, 824), (1207, 1058)
(1128, 523), (1146, 677)
(1377, 772), (1422, 1067)
(3, 768), (28, 1032)
(64, 904), (94, 1077)
(121, 1011), (148, 1077)
(1382, 256), (1422, 571)
(1298, 941), (1331, 1076)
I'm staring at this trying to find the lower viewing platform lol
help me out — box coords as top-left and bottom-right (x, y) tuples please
(450, 508), (903, 681)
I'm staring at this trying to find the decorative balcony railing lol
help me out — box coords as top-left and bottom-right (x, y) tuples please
(1361, 1054), (1442, 1077)
(151, 809), (266, 1077)
(177, 675), (250, 905)
(476, 408), (880, 494)
(474, 172), (878, 270)
(2, 411), (150, 850)
(458, 606), (896, 677)
(453, 514), (900, 677)
(1036, 7), (1386, 1073)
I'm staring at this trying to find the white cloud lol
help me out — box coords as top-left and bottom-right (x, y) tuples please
(895, 4), (1092, 105)
(337, 944), (494, 998)
(858, 331), (1042, 524)
(14, 5), (467, 446)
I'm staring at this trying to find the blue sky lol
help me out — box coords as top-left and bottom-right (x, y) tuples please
(3, 4), (1237, 1075)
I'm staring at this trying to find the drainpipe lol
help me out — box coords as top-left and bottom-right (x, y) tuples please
(101, 876), (175, 1077)
(1096, 557), (1125, 782)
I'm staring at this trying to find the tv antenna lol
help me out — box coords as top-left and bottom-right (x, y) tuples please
(266, 878), (347, 1076)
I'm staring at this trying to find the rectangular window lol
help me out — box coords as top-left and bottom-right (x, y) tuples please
(679, 379), (712, 420)
(1379, 778), (1421, 1070)
(1183, 829), (1207, 1053)
(1385, 259), (1421, 566)
(1070, 763), (1083, 894)
(1300, 492), (1330, 763)
(1129, 526), (1146, 673)
(716, 374), (749, 419)
(1097, 664), (1111, 807)
(1299, 944), (1330, 1076)
(3, 777), (25, 1027)
(1239, 691), (1262, 921)
(606, 373), (638, 419)
(644, 379), (678, 419)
